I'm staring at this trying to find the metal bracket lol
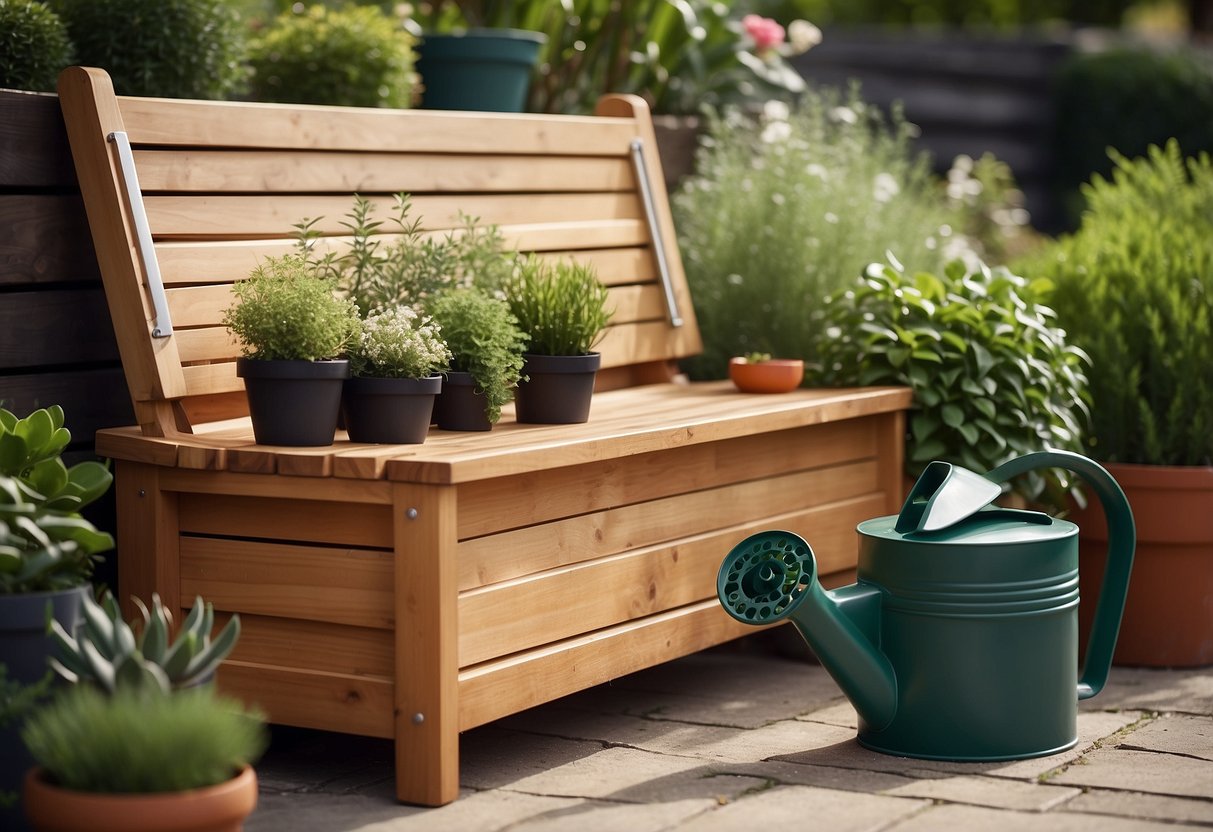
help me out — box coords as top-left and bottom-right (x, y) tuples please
(108, 130), (173, 338)
(629, 138), (683, 327)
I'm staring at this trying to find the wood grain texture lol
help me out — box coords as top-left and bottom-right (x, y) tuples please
(0, 367), (133, 441)
(177, 493), (393, 548)
(0, 194), (99, 287)
(113, 461), (180, 619)
(0, 90), (75, 188)
(0, 289), (119, 368)
(224, 612), (393, 678)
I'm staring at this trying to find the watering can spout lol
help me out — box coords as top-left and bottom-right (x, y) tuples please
(718, 532), (898, 731)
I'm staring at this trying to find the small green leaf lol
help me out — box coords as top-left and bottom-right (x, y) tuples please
(941, 404), (965, 428)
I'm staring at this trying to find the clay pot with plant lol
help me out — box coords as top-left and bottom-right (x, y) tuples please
(504, 257), (613, 425)
(223, 254), (360, 447)
(343, 306), (451, 444)
(427, 288), (526, 431)
(729, 351), (805, 394)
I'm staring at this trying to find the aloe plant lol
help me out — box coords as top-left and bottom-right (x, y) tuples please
(50, 592), (240, 695)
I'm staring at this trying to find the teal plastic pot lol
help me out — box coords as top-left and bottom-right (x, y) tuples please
(417, 29), (546, 112)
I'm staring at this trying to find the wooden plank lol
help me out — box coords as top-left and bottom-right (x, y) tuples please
(180, 537), (394, 629)
(177, 493), (393, 548)
(0, 366), (133, 442)
(457, 599), (759, 730)
(0, 289), (119, 369)
(0, 90), (75, 188)
(219, 661), (393, 739)
(113, 462), (181, 619)
(133, 149), (633, 194)
(458, 460), (878, 590)
(180, 362), (242, 398)
(144, 192), (643, 239)
(119, 94), (638, 154)
(458, 492), (883, 665)
(158, 467), (393, 503)
(0, 194), (99, 286)
(393, 483), (460, 806)
(224, 612), (393, 678)
(174, 326), (240, 364)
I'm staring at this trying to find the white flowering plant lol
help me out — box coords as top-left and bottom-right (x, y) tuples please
(348, 306), (451, 379)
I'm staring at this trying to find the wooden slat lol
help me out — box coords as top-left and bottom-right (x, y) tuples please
(0, 90), (75, 188)
(0, 194), (99, 286)
(0, 366), (133, 442)
(458, 460), (877, 590)
(0, 289), (119, 368)
(180, 361), (242, 397)
(458, 493), (882, 666)
(174, 327), (240, 364)
(133, 149), (633, 194)
(159, 467), (393, 503)
(457, 599), (758, 731)
(114, 462), (181, 620)
(180, 537), (394, 629)
(145, 193), (643, 239)
(220, 661), (393, 739)
(178, 493), (393, 548)
(224, 612), (393, 678)
(119, 95), (639, 154)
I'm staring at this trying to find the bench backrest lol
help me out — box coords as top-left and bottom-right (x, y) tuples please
(57, 67), (701, 438)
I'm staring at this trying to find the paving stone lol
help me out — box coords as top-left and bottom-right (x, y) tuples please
(671, 784), (929, 831)
(650, 716), (858, 764)
(796, 699), (859, 729)
(352, 790), (582, 832)
(512, 798), (716, 832)
(1049, 747), (1213, 799)
(1061, 790), (1213, 825)
(1115, 713), (1213, 761)
(883, 774), (1081, 811)
(885, 803), (1185, 831)
(459, 728), (604, 791)
(247, 790), (434, 832)
(727, 759), (918, 792)
(1081, 666), (1213, 715)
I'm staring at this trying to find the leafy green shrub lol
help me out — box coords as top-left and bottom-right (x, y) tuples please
(812, 258), (1089, 505)
(1053, 48), (1213, 224)
(1023, 141), (1213, 467)
(57, 0), (247, 99)
(674, 87), (967, 379)
(250, 3), (417, 107)
(223, 254), (359, 361)
(428, 289), (526, 424)
(0, 0), (73, 92)
(349, 306), (451, 379)
(504, 256), (612, 356)
(22, 684), (265, 793)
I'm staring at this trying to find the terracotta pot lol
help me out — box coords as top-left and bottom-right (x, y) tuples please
(1073, 462), (1213, 667)
(23, 765), (257, 832)
(728, 357), (804, 394)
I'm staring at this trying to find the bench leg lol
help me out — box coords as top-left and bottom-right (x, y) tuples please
(393, 483), (460, 806)
(115, 461), (180, 619)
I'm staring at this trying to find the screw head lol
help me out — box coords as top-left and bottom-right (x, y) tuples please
(406, 507), (419, 520)
(412, 712), (425, 725)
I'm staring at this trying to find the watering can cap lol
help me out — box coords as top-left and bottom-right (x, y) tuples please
(895, 461), (1003, 534)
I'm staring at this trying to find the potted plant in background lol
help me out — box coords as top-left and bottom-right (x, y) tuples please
(343, 306), (451, 444)
(504, 256), (612, 425)
(812, 257), (1090, 509)
(21, 591), (264, 832)
(427, 288), (527, 431)
(1027, 141), (1213, 667)
(223, 253), (360, 447)
(728, 351), (805, 394)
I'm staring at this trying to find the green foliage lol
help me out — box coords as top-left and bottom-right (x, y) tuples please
(22, 683), (266, 793)
(674, 87), (966, 380)
(1023, 142), (1213, 466)
(504, 257), (612, 356)
(223, 254), (360, 361)
(349, 306), (451, 379)
(56, 0), (248, 99)
(299, 194), (515, 316)
(0, 663), (52, 731)
(250, 3), (417, 107)
(0, 0), (73, 92)
(49, 591), (241, 695)
(761, 0), (1134, 26)
(428, 289), (527, 424)
(1053, 48), (1213, 225)
(812, 258), (1090, 505)
(0, 406), (113, 594)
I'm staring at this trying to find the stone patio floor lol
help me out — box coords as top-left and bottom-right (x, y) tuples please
(246, 633), (1213, 831)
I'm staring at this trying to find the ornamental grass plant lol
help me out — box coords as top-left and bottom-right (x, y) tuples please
(674, 86), (969, 379)
(503, 256), (612, 356)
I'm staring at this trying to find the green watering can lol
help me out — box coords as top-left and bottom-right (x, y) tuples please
(718, 450), (1135, 761)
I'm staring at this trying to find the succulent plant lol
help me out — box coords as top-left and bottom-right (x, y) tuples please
(51, 591), (240, 695)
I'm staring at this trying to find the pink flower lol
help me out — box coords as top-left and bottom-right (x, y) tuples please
(743, 14), (785, 53)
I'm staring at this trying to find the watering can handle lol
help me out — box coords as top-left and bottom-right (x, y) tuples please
(984, 450), (1135, 701)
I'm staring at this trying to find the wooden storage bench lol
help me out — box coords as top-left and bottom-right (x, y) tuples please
(57, 66), (911, 805)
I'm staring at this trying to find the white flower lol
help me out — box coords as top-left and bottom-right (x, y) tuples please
(727, 273), (744, 285)
(761, 120), (792, 144)
(806, 162), (828, 181)
(771, 192), (786, 206)
(828, 106), (857, 125)
(788, 19), (822, 54)
(762, 100), (790, 122)
(873, 172), (900, 203)
(824, 211), (839, 224)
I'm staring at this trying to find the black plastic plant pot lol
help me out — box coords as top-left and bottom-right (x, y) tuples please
(515, 352), (601, 424)
(237, 358), (349, 446)
(433, 371), (493, 432)
(342, 375), (441, 444)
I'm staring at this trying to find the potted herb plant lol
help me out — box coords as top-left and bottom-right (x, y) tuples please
(729, 352), (805, 394)
(343, 306), (451, 444)
(427, 288), (527, 431)
(504, 257), (613, 425)
(812, 257), (1090, 508)
(1027, 142), (1213, 667)
(223, 253), (360, 447)
(21, 592), (264, 832)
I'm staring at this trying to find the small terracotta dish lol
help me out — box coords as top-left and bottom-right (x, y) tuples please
(728, 357), (805, 394)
